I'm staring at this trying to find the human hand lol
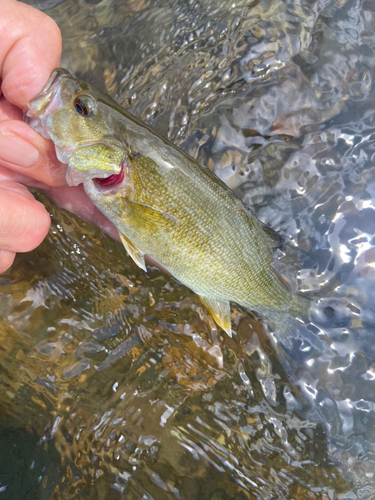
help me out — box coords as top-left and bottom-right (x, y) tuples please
(0, 0), (118, 274)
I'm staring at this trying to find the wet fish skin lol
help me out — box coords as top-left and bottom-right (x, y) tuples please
(25, 69), (309, 336)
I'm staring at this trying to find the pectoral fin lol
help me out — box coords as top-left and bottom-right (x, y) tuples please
(127, 200), (177, 231)
(199, 296), (232, 337)
(119, 232), (147, 272)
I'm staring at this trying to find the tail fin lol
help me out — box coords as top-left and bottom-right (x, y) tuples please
(265, 294), (328, 365)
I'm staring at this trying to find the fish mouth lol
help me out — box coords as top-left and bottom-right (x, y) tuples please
(24, 68), (70, 139)
(94, 166), (125, 188)
(66, 161), (126, 188)
(27, 68), (70, 116)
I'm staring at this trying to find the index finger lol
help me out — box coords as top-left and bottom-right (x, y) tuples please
(0, 0), (62, 109)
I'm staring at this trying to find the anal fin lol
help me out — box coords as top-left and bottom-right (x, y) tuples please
(199, 296), (232, 337)
(119, 232), (147, 272)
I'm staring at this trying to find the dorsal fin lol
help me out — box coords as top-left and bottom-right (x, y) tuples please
(261, 224), (284, 251)
(240, 200), (284, 252)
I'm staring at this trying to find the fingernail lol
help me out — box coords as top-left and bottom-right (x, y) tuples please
(0, 133), (39, 168)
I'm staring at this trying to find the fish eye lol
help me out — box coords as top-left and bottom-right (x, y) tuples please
(73, 95), (96, 117)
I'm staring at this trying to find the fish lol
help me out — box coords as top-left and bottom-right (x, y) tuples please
(25, 68), (310, 337)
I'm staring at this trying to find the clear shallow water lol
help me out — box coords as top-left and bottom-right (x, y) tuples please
(1, 0), (375, 497)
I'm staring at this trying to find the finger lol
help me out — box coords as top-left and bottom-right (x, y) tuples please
(0, 0), (62, 109)
(0, 120), (67, 187)
(0, 95), (23, 121)
(0, 164), (48, 189)
(0, 178), (36, 200)
(0, 181), (51, 253)
(0, 250), (16, 275)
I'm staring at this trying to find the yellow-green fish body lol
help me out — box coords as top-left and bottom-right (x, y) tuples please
(26, 69), (308, 336)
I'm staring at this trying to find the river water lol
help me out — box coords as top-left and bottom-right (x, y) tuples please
(1, 0), (375, 498)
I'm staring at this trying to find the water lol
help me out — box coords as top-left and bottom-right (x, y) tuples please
(1, 0), (375, 497)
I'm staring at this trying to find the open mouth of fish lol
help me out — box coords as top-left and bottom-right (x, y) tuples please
(24, 69), (68, 140)
(92, 167), (125, 188)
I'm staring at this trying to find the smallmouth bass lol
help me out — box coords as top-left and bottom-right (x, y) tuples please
(25, 69), (310, 336)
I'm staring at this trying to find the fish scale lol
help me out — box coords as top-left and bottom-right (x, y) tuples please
(25, 68), (310, 336)
(131, 158), (255, 295)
